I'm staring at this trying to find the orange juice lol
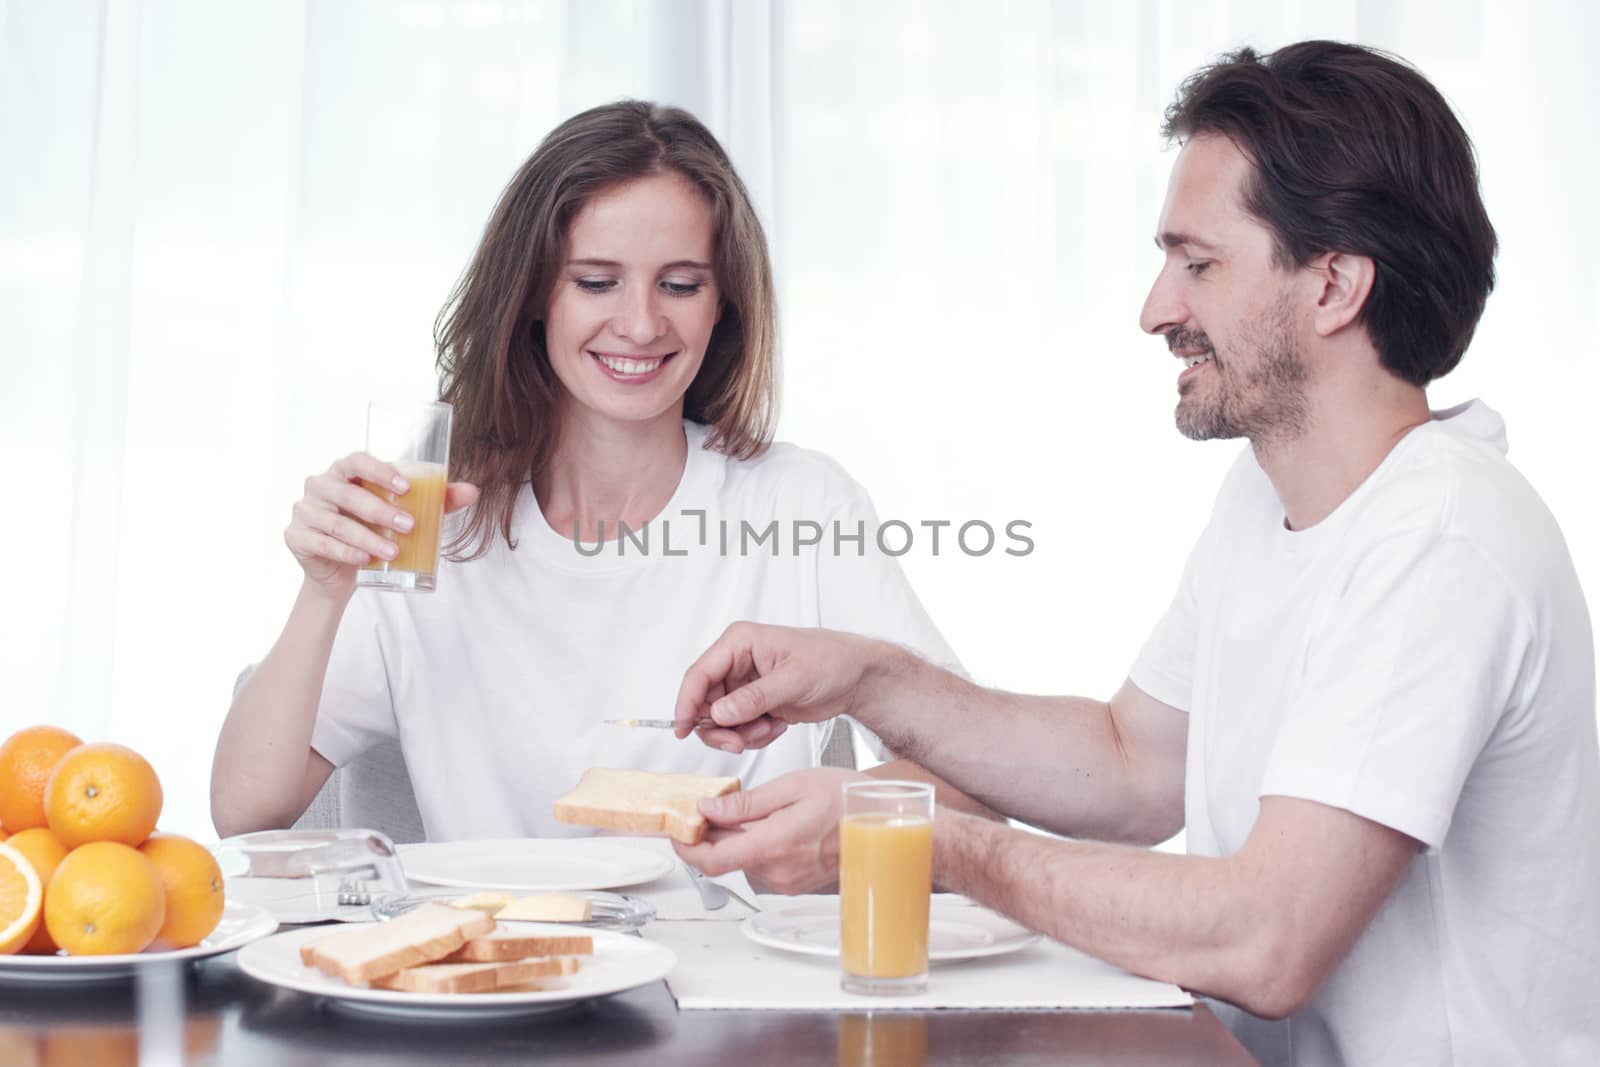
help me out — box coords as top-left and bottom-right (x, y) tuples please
(359, 460), (447, 583)
(839, 812), (933, 979)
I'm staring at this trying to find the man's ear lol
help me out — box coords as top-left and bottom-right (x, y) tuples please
(1309, 252), (1375, 338)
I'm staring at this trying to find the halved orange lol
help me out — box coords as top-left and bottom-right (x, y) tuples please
(0, 841), (43, 955)
(7, 828), (68, 953)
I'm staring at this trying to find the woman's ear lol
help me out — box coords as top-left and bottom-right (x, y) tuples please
(1308, 252), (1375, 338)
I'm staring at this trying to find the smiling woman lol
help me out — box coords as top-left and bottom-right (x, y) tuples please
(541, 174), (723, 467)
(434, 101), (777, 562)
(211, 100), (977, 862)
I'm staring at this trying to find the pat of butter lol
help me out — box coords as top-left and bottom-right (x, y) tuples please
(451, 891), (514, 914)
(496, 893), (593, 922)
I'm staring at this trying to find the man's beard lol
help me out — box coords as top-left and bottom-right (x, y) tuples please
(1172, 295), (1309, 447)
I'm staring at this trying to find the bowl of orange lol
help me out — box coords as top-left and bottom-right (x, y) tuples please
(0, 726), (276, 983)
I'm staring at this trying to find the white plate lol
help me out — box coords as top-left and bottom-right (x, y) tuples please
(742, 899), (1040, 963)
(0, 901), (279, 985)
(237, 920), (677, 1020)
(397, 839), (674, 892)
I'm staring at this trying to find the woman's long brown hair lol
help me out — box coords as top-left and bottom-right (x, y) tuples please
(435, 100), (778, 560)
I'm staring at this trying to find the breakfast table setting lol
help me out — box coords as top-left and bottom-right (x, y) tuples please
(0, 829), (1259, 1065)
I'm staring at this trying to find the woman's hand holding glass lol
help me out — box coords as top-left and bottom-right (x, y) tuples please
(284, 452), (479, 598)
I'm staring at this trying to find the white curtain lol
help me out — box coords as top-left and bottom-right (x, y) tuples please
(3, 0), (1595, 839)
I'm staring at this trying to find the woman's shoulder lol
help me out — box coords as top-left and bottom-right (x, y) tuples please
(710, 434), (869, 509)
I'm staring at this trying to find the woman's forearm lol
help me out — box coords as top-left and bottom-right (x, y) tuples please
(210, 580), (346, 836)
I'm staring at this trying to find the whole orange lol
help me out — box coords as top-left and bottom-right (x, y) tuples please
(43, 841), (165, 956)
(139, 833), (225, 949)
(0, 726), (84, 833)
(5, 828), (68, 954)
(43, 743), (163, 849)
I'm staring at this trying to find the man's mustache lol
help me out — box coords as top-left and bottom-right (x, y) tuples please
(1166, 328), (1213, 355)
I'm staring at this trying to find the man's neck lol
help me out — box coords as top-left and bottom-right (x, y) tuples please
(1254, 369), (1431, 531)
(538, 407), (690, 537)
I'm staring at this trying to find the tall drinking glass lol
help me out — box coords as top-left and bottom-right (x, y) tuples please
(356, 400), (452, 593)
(839, 781), (935, 995)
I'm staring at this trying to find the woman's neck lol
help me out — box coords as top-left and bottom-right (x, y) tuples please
(537, 407), (690, 539)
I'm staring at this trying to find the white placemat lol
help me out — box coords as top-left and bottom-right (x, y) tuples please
(653, 921), (1193, 1012)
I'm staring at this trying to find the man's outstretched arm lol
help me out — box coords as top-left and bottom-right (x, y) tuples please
(676, 623), (1188, 845)
(938, 795), (1418, 1019)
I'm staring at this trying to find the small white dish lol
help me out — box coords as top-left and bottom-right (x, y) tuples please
(397, 839), (674, 893)
(742, 898), (1040, 963)
(236, 920), (676, 1021)
(0, 901), (279, 985)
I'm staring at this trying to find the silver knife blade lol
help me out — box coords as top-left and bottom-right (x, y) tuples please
(603, 718), (716, 731)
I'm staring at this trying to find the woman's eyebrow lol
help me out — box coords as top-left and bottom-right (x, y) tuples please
(566, 257), (712, 270)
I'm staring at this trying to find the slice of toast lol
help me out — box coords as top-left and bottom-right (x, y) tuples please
(496, 957), (585, 993)
(552, 767), (741, 844)
(372, 955), (580, 995)
(439, 929), (594, 963)
(299, 902), (495, 985)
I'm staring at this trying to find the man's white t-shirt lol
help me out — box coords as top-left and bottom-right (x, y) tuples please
(1131, 400), (1600, 1067)
(312, 421), (959, 840)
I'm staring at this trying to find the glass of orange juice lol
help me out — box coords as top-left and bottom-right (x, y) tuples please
(839, 780), (934, 995)
(356, 400), (452, 593)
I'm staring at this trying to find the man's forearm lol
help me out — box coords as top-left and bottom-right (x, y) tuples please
(865, 759), (1003, 820)
(854, 646), (1175, 842)
(935, 809), (1272, 1014)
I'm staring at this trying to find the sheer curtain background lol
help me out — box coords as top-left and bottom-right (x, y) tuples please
(2, 0), (1594, 840)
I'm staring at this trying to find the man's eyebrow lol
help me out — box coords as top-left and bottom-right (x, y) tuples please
(1155, 232), (1221, 254)
(566, 257), (713, 271)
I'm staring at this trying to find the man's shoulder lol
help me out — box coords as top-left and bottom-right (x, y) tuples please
(1353, 424), (1574, 600)
(1377, 420), (1555, 542)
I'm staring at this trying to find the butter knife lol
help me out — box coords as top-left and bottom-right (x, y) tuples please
(603, 718), (717, 731)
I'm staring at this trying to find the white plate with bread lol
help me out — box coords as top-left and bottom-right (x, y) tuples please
(742, 898), (1041, 963)
(397, 838), (674, 892)
(237, 904), (676, 1021)
(0, 901), (278, 985)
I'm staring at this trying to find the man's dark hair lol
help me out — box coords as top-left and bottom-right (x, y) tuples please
(1163, 41), (1497, 386)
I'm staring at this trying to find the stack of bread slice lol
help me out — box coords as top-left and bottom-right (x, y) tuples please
(299, 902), (595, 994)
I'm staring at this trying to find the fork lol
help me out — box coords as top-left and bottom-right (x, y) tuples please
(336, 877), (371, 906)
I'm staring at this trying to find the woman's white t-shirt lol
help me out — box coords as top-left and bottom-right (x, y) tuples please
(311, 421), (958, 840)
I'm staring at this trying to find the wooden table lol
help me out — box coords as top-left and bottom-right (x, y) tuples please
(0, 954), (1258, 1065)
